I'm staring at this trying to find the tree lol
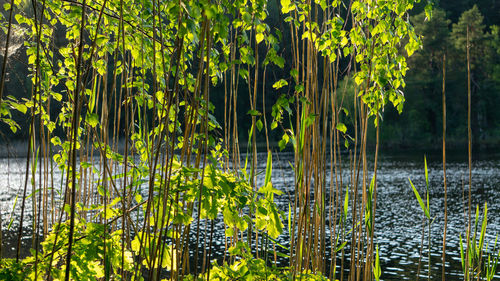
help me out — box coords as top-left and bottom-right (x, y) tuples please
(452, 5), (486, 69)
(380, 9), (451, 145)
(408, 9), (450, 139)
(451, 5), (496, 142)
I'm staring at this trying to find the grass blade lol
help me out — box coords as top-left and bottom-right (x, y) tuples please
(409, 178), (429, 219)
(373, 245), (381, 281)
(424, 155), (429, 188)
(344, 185), (349, 219)
(7, 194), (18, 230)
(479, 202), (487, 253)
(264, 150), (272, 186)
(460, 234), (465, 274)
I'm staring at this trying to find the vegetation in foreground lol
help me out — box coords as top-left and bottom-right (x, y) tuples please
(0, 0), (498, 280)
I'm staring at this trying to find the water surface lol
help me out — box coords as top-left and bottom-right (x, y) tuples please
(0, 151), (499, 280)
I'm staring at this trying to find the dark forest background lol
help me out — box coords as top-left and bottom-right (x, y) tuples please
(1, 0), (499, 151)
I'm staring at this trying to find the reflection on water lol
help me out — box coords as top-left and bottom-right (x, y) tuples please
(0, 151), (499, 280)
(374, 153), (500, 280)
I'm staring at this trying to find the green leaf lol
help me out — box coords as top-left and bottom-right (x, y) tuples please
(405, 36), (420, 56)
(272, 79), (288, 89)
(342, 107), (349, 116)
(11, 102), (27, 114)
(479, 202), (487, 252)
(340, 36), (348, 47)
(425, 3), (433, 20)
(344, 185), (349, 219)
(271, 121), (278, 130)
(7, 194), (18, 230)
(131, 234), (142, 253)
(460, 234), (465, 272)
(373, 245), (381, 281)
(424, 155), (429, 188)
(239, 69), (249, 80)
(256, 119), (263, 132)
(279, 134), (289, 151)
(64, 203), (71, 214)
(135, 193), (142, 204)
(281, 0), (294, 14)
(305, 113), (316, 127)
(288, 202), (291, 235)
(335, 241), (348, 252)
(269, 207), (283, 238)
(52, 92), (63, 101)
(87, 113), (99, 128)
(290, 69), (299, 81)
(247, 109), (261, 116)
(259, 181), (282, 196)
(336, 123), (347, 134)
(264, 151), (272, 186)
(354, 73), (364, 85)
(256, 33), (264, 44)
(272, 55), (285, 68)
(295, 84), (304, 93)
(278, 139), (286, 151)
(408, 178), (429, 218)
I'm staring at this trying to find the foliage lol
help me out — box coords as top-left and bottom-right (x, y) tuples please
(0, 258), (28, 281)
(0, 0), (443, 280)
(0, 218), (134, 280)
(459, 203), (500, 281)
(195, 243), (332, 281)
(451, 5), (486, 69)
(408, 156), (433, 280)
(377, 4), (500, 146)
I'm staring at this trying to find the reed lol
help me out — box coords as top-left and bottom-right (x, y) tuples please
(409, 157), (432, 281)
(441, 52), (447, 281)
(466, 24), (473, 281)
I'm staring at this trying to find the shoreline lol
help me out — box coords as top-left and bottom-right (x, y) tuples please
(1, 138), (499, 159)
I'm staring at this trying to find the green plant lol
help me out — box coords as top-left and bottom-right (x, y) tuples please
(459, 203), (500, 281)
(409, 156), (433, 281)
(2, 0), (431, 280)
(0, 258), (28, 281)
(196, 241), (331, 281)
(3, 218), (135, 280)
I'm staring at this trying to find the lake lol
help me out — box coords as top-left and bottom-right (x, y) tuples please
(0, 151), (499, 280)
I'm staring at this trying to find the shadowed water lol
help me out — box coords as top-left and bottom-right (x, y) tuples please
(0, 151), (499, 280)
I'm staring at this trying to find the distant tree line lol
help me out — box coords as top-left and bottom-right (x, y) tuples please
(379, 3), (500, 149)
(1, 0), (499, 150)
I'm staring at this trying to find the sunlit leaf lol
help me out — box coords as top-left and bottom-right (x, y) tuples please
(408, 178), (429, 219)
(272, 79), (288, 89)
(86, 113), (99, 128)
(256, 119), (263, 131)
(247, 109), (261, 116)
(256, 33), (264, 44)
(336, 123), (347, 134)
